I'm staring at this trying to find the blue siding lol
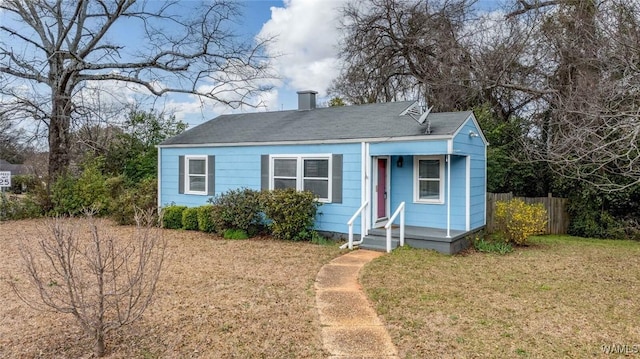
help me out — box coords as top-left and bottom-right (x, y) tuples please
(452, 116), (487, 229)
(160, 143), (363, 234)
(387, 155), (467, 230)
(160, 118), (487, 236)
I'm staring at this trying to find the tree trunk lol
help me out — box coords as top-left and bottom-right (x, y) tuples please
(94, 329), (105, 357)
(48, 93), (72, 180)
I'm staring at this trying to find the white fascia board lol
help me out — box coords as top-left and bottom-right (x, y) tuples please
(157, 135), (454, 148)
(451, 113), (490, 146)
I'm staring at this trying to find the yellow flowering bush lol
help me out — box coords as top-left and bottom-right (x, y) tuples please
(494, 199), (547, 245)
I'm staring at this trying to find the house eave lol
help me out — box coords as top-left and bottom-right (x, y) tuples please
(157, 134), (455, 148)
(451, 112), (489, 146)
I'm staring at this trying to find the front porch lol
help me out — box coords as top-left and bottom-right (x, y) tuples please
(360, 225), (475, 254)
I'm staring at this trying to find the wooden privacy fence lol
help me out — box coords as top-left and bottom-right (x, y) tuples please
(486, 193), (570, 235)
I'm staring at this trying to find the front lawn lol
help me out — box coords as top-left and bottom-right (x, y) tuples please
(361, 236), (640, 358)
(0, 219), (343, 358)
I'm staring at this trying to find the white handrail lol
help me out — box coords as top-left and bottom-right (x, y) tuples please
(342, 201), (368, 250)
(384, 202), (405, 253)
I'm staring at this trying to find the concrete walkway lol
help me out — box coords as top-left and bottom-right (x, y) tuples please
(315, 250), (399, 359)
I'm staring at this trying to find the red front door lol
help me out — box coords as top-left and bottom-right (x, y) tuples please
(377, 158), (387, 219)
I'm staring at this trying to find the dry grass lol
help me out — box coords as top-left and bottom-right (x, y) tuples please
(0, 218), (343, 358)
(361, 236), (640, 358)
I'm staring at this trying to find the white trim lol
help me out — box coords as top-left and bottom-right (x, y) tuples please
(360, 142), (367, 237)
(372, 156), (391, 226)
(413, 155), (445, 204)
(446, 154), (451, 238)
(447, 139), (453, 154)
(466, 156), (471, 231)
(484, 144), (488, 226)
(184, 155), (208, 195)
(364, 143), (371, 234)
(269, 154), (332, 203)
(157, 147), (162, 209)
(451, 113), (489, 146)
(158, 134), (454, 148)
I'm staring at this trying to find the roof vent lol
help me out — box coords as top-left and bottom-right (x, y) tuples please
(297, 90), (317, 111)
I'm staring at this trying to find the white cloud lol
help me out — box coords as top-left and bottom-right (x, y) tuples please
(258, 0), (347, 98)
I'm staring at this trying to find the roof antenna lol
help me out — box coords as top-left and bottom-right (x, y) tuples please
(417, 94), (432, 134)
(399, 97), (432, 133)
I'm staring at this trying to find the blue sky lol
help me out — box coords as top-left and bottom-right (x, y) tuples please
(206, 0), (505, 125)
(172, 0), (354, 126)
(1, 0), (504, 129)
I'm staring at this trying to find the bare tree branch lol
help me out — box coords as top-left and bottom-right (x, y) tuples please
(11, 210), (166, 357)
(0, 0), (275, 180)
(506, 0), (560, 18)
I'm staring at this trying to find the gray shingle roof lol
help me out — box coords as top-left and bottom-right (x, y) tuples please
(0, 159), (29, 175)
(160, 101), (473, 146)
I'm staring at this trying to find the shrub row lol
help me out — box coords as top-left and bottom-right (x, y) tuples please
(0, 160), (158, 224)
(50, 171), (158, 225)
(9, 175), (38, 194)
(161, 188), (321, 241)
(0, 191), (41, 221)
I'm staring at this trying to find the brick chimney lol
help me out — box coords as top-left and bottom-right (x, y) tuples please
(297, 90), (317, 110)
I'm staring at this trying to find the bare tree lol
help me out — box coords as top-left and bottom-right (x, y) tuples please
(331, 0), (481, 110)
(506, 0), (640, 191)
(0, 114), (29, 164)
(11, 209), (166, 357)
(0, 0), (273, 180)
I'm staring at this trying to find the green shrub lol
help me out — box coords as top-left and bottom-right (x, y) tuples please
(261, 188), (320, 241)
(10, 175), (37, 194)
(0, 192), (42, 220)
(105, 176), (127, 200)
(162, 205), (186, 229)
(568, 204), (628, 240)
(50, 172), (82, 215)
(494, 199), (547, 245)
(310, 231), (332, 246)
(619, 218), (640, 241)
(196, 205), (216, 233)
(182, 207), (199, 230)
(50, 159), (109, 216)
(223, 228), (249, 240)
(473, 236), (513, 255)
(108, 177), (158, 225)
(208, 188), (262, 234)
(75, 159), (109, 214)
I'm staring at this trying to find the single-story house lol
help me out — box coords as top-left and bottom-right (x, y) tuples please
(158, 91), (488, 254)
(0, 159), (29, 176)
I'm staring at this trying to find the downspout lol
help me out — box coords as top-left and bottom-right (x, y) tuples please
(466, 156), (471, 231)
(157, 146), (162, 211)
(361, 141), (367, 238)
(446, 154), (451, 238)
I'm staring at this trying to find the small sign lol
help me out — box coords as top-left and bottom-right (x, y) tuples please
(0, 171), (11, 188)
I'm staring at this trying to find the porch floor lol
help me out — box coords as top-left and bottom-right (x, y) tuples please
(363, 225), (479, 254)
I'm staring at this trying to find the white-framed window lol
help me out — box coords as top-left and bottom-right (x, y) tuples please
(185, 155), (208, 195)
(413, 155), (444, 203)
(270, 154), (332, 202)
